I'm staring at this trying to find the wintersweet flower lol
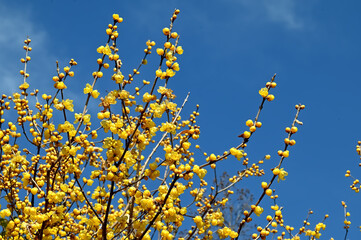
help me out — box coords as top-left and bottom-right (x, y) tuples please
(0, 10), (319, 240)
(83, 83), (93, 94)
(19, 82), (29, 90)
(160, 122), (177, 134)
(156, 48), (164, 55)
(103, 44), (112, 56)
(254, 206), (264, 216)
(91, 90), (100, 99)
(278, 168), (288, 182)
(63, 99), (74, 112)
(259, 87), (268, 98)
(2, 144), (12, 154)
(266, 94), (275, 101)
(55, 81), (67, 90)
(111, 72), (124, 84)
(143, 92), (156, 103)
(0, 209), (11, 218)
(96, 45), (104, 53)
(166, 68), (175, 77)
(97, 44), (111, 55)
(176, 46), (183, 54)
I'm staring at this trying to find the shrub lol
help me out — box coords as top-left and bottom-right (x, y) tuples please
(0, 9), (358, 240)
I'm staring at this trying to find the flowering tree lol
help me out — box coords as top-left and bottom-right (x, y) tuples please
(0, 9), (355, 240)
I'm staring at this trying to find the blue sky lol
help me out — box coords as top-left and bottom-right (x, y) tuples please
(1, 0), (361, 238)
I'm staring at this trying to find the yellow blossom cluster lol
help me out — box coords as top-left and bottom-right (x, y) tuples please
(0, 8), (354, 240)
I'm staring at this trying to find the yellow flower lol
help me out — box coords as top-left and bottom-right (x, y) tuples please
(83, 114), (91, 123)
(0, 209), (11, 218)
(176, 46), (184, 55)
(193, 215), (202, 224)
(84, 83), (93, 94)
(254, 206), (264, 216)
(278, 168), (288, 182)
(259, 87), (268, 98)
(74, 113), (82, 124)
(112, 14), (120, 21)
(101, 120), (111, 133)
(118, 90), (129, 100)
(143, 92), (155, 103)
(91, 90), (100, 99)
(19, 82), (29, 90)
(111, 72), (124, 84)
(266, 94), (275, 101)
(97, 45), (104, 53)
(166, 101), (177, 111)
(103, 44), (112, 55)
(156, 48), (164, 55)
(55, 81), (67, 90)
(2, 144), (12, 154)
(172, 62), (180, 71)
(166, 69), (175, 77)
(150, 102), (166, 118)
(156, 69), (163, 77)
(163, 28), (170, 36)
(74, 113), (91, 124)
(230, 147), (244, 160)
(58, 121), (75, 133)
(63, 99), (74, 112)
(96, 71), (103, 78)
(197, 169), (207, 179)
(160, 122), (176, 134)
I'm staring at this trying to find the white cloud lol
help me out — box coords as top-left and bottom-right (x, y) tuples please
(263, 0), (303, 29)
(238, 0), (304, 29)
(0, 4), (47, 94)
(0, 14), (45, 47)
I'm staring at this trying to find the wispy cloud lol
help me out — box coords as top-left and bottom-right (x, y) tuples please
(0, 4), (47, 93)
(0, 12), (45, 47)
(263, 0), (303, 29)
(237, 0), (304, 29)
(0, 3), (100, 117)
